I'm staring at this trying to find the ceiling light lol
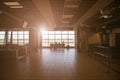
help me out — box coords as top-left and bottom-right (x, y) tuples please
(62, 21), (69, 23)
(64, 1), (79, 8)
(64, 5), (79, 8)
(99, 15), (112, 19)
(10, 6), (23, 8)
(65, 0), (79, 2)
(102, 26), (106, 28)
(62, 15), (73, 18)
(22, 21), (28, 28)
(3, 2), (20, 6)
(0, 11), (2, 14)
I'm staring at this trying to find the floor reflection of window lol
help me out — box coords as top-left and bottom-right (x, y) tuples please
(42, 31), (75, 47)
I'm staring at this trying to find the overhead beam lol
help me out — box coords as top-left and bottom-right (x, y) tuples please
(96, 17), (120, 28)
(32, 0), (56, 29)
(74, 0), (114, 26)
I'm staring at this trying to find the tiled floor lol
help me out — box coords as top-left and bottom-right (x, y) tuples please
(0, 48), (120, 80)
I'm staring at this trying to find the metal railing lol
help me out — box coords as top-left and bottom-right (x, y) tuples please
(93, 45), (112, 72)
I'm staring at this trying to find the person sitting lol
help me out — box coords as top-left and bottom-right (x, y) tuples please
(50, 43), (54, 49)
(66, 45), (70, 49)
(61, 41), (65, 48)
(54, 42), (58, 49)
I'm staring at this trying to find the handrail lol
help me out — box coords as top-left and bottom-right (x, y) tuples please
(93, 45), (110, 49)
(92, 44), (111, 72)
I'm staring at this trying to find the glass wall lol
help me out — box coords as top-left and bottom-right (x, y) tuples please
(42, 31), (75, 47)
(0, 30), (29, 46)
(0, 31), (5, 45)
(8, 31), (29, 45)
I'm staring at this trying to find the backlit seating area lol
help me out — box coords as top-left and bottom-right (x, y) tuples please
(50, 42), (65, 49)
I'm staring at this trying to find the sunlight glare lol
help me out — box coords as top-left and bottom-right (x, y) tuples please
(39, 25), (47, 34)
(41, 29), (46, 34)
(40, 28), (47, 34)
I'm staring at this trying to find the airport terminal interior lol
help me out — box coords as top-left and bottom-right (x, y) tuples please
(0, 0), (120, 80)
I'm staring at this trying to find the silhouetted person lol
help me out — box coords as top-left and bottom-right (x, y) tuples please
(66, 45), (70, 49)
(62, 41), (65, 48)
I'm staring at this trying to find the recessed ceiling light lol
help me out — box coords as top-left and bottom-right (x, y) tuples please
(62, 21), (69, 23)
(3, 2), (20, 6)
(10, 6), (23, 8)
(102, 26), (106, 28)
(65, 0), (79, 2)
(62, 15), (73, 18)
(64, 5), (79, 8)
(64, 1), (79, 8)
(0, 11), (2, 14)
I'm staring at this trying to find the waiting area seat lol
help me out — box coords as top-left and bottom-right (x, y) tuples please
(0, 44), (27, 61)
(50, 43), (71, 49)
(50, 43), (65, 49)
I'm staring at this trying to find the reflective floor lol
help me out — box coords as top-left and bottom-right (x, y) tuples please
(0, 48), (120, 80)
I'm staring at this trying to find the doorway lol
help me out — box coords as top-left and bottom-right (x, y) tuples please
(115, 33), (120, 47)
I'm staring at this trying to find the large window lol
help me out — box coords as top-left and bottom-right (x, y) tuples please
(42, 31), (75, 47)
(8, 31), (29, 45)
(0, 31), (5, 45)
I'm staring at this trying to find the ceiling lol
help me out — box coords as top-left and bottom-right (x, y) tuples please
(0, 0), (119, 30)
(85, 0), (120, 29)
(0, 0), (46, 28)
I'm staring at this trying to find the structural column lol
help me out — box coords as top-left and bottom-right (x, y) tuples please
(75, 25), (89, 53)
(75, 26), (81, 52)
(29, 28), (38, 53)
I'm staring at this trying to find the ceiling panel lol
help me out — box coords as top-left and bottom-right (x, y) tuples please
(50, 0), (97, 28)
(0, 0), (46, 28)
(0, 0), (119, 30)
(84, 0), (120, 29)
(50, 0), (65, 27)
